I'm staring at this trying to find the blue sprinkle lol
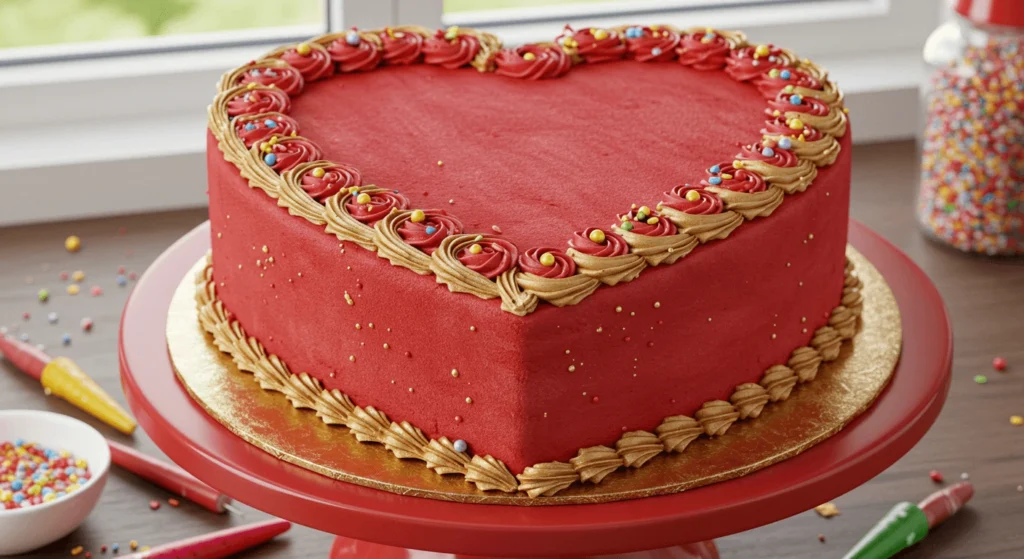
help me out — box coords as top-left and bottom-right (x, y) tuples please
(789, 94), (803, 105)
(12, 493), (24, 504)
(346, 31), (360, 46)
(18, 333), (28, 342)
(453, 439), (468, 453)
(264, 119), (277, 128)
(708, 176), (723, 185)
(244, 123), (256, 131)
(264, 153), (277, 166)
(11, 480), (22, 491)
(425, 226), (437, 235)
(42, 487), (53, 496)
(778, 137), (793, 149)
(625, 26), (644, 39)
(651, 47), (662, 57)
(65, 467), (75, 475)
(709, 165), (721, 174)
(250, 69), (261, 76)
(780, 69), (792, 80)
(56, 491), (66, 498)
(117, 275), (127, 287)
(761, 147), (775, 157)
(14, 439), (24, 447)
(703, 32), (716, 41)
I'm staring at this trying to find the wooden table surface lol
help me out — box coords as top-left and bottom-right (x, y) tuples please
(1, 141), (1021, 558)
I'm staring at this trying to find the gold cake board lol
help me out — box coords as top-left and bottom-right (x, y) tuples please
(166, 246), (901, 505)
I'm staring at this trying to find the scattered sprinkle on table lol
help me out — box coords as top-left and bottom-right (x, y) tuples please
(60, 271), (69, 281)
(814, 502), (840, 518)
(149, 499), (160, 510)
(62, 334), (71, 346)
(111, 543), (119, 553)
(116, 275), (127, 287)
(818, 534), (826, 543)
(71, 545), (84, 556)
(64, 236), (81, 253)
(81, 318), (93, 332)
(960, 472), (970, 480)
(1011, 415), (1023, 426)
(993, 356), (1007, 371)
(129, 541), (138, 551)
(22, 312), (30, 320)
(90, 286), (103, 297)
(974, 374), (987, 384)
(168, 497), (180, 507)
(0, 440), (92, 510)
(929, 470), (944, 483)
(47, 312), (58, 324)
(72, 270), (86, 283)
(37, 289), (49, 302)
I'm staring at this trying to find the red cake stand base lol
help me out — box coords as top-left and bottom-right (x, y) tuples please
(120, 220), (951, 559)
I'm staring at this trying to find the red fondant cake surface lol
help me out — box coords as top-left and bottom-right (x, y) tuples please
(288, 63), (768, 248)
(204, 29), (853, 476)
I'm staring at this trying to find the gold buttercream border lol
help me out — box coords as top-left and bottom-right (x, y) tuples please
(207, 25), (848, 316)
(193, 252), (868, 499)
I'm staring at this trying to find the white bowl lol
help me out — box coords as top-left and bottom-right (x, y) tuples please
(0, 410), (110, 556)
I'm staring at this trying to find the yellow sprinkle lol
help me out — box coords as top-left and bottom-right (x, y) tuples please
(615, 306), (623, 313)
(732, 160), (744, 169)
(568, 365), (576, 372)
(246, 82), (258, 90)
(261, 245), (268, 253)
(646, 217), (659, 225)
(589, 229), (606, 244)
(593, 29), (609, 40)
(685, 190), (701, 202)
(437, 160), (444, 166)
(349, 355), (355, 362)
(130, 541), (139, 551)
(721, 173), (733, 180)
(356, 193), (372, 204)
(789, 118), (804, 130)
(768, 68), (780, 78)
(783, 85), (794, 93)
(523, 52), (536, 61)
(539, 252), (556, 266)
(71, 546), (84, 556)
(66, 284), (80, 296)
(72, 270), (86, 282)
(311, 167), (326, 178)
(1012, 415), (1023, 426)
(754, 44), (770, 58)
(296, 42), (312, 56)
(64, 235), (81, 253)
(344, 291), (353, 306)
(468, 243), (483, 255)
(348, 186), (360, 194)
(451, 369), (459, 378)
(410, 209), (426, 223)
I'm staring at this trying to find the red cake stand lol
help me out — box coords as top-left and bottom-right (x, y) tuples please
(120, 220), (951, 559)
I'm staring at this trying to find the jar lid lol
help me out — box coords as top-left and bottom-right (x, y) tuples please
(955, 0), (1024, 27)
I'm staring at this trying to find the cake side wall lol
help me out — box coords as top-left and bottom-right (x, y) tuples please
(206, 128), (852, 473)
(520, 132), (853, 464)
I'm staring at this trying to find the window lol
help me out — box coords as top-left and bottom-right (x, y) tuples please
(0, 0), (326, 65)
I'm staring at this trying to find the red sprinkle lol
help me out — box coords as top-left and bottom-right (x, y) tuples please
(117, 266), (126, 275)
(149, 500), (160, 510)
(60, 271), (69, 281)
(929, 470), (944, 483)
(993, 357), (1007, 371)
(90, 286), (103, 297)
(85, 553), (92, 559)
(168, 498), (180, 507)
(128, 272), (138, 281)
(22, 312), (30, 320)
(101, 546), (107, 553)
(818, 534), (826, 543)
(591, 396), (600, 404)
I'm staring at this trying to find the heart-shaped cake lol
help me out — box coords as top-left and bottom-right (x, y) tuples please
(203, 24), (857, 498)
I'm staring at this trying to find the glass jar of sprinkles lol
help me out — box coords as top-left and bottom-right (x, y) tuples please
(918, 0), (1024, 255)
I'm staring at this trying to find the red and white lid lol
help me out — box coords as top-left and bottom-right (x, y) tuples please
(955, 0), (1024, 27)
